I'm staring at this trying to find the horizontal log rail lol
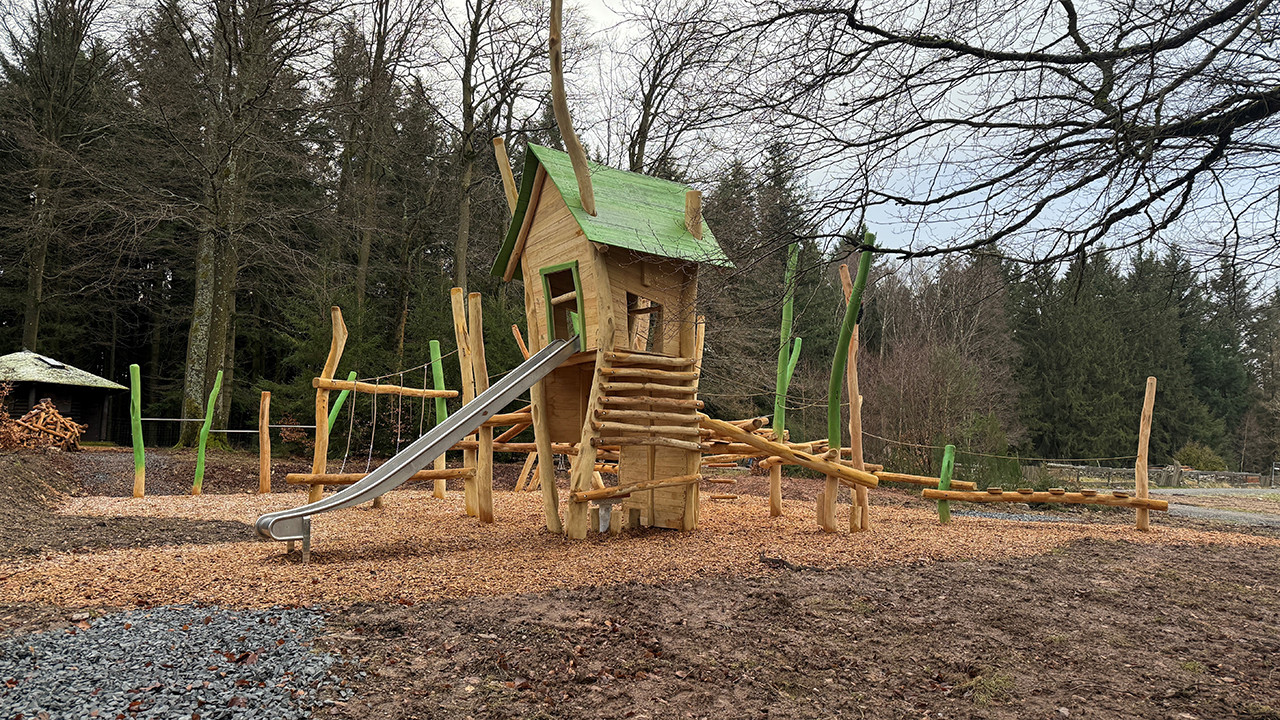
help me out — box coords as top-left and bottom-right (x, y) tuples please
(313, 377), (459, 399)
(598, 367), (699, 381)
(591, 420), (702, 437)
(595, 408), (699, 424)
(922, 488), (1169, 510)
(285, 467), (474, 485)
(571, 473), (701, 502)
(599, 395), (704, 410)
(875, 471), (977, 491)
(603, 351), (693, 368)
(600, 381), (698, 395)
(592, 435), (703, 452)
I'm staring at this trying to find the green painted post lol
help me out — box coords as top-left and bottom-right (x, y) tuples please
(129, 364), (145, 498)
(773, 243), (801, 437)
(938, 444), (956, 523)
(430, 340), (448, 423)
(828, 233), (874, 448)
(326, 370), (357, 438)
(192, 370), (223, 495)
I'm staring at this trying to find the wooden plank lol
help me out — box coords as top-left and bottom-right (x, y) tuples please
(492, 136), (519, 213)
(504, 166), (547, 281)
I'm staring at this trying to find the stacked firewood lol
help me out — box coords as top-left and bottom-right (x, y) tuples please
(0, 390), (87, 451)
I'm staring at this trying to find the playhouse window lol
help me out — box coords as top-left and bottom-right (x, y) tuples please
(540, 262), (584, 342)
(627, 293), (665, 353)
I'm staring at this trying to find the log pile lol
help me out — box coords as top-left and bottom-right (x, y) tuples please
(0, 394), (87, 451)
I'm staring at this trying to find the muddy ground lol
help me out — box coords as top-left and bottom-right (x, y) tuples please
(3, 450), (1280, 719)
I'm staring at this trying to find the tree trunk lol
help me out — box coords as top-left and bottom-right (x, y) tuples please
(454, 145), (473, 291)
(179, 217), (217, 446)
(21, 168), (55, 351)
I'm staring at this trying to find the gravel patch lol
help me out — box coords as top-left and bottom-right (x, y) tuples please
(953, 509), (1088, 523)
(0, 605), (345, 719)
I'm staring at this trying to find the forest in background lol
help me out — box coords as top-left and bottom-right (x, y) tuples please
(2, 0), (1279, 475)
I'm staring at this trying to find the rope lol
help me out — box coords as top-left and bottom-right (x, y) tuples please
(365, 378), (378, 473)
(352, 347), (458, 384)
(859, 430), (1139, 463)
(395, 372), (404, 454)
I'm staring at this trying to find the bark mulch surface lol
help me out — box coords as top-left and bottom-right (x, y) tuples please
(317, 539), (1280, 720)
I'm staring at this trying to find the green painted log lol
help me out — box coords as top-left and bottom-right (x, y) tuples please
(192, 370), (223, 495)
(129, 364), (145, 498)
(828, 233), (874, 448)
(938, 444), (956, 523)
(326, 370), (358, 437)
(773, 243), (800, 437)
(430, 340), (449, 422)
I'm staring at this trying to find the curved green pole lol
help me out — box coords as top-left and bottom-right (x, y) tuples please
(129, 364), (145, 498)
(192, 370), (223, 495)
(326, 370), (358, 437)
(938, 444), (956, 523)
(430, 340), (448, 423)
(773, 243), (800, 437)
(828, 233), (874, 448)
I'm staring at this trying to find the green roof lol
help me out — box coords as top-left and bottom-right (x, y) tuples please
(492, 144), (733, 277)
(0, 350), (126, 390)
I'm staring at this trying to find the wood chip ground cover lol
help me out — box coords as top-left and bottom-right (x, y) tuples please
(3, 490), (1277, 609)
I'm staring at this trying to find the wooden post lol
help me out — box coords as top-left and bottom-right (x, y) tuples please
(492, 137), (519, 214)
(1136, 376), (1157, 531)
(469, 292), (494, 523)
(840, 263), (869, 532)
(451, 288), (477, 515)
(937, 444), (955, 523)
(685, 190), (702, 239)
(128, 364), (145, 498)
(430, 340), (449, 499)
(192, 370), (223, 495)
(769, 463), (783, 517)
(549, 0), (595, 216)
(823, 240), (872, 531)
(525, 279), (562, 533)
(310, 307), (348, 503)
(258, 391), (271, 494)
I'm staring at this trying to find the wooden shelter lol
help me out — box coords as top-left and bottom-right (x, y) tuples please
(0, 350), (125, 442)
(492, 144), (732, 537)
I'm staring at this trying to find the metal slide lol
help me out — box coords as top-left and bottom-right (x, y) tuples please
(255, 336), (579, 549)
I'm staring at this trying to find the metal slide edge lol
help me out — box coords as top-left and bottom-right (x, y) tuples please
(254, 336), (579, 542)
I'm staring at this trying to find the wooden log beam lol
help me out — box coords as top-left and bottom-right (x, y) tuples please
(598, 367), (699, 382)
(286, 468), (475, 485)
(921, 488), (1169, 511)
(494, 423), (531, 443)
(699, 415), (878, 489)
(595, 408), (698, 424)
(592, 435), (703, 452)
(550, 290), (578, 306)
(599, 395), (704, 410)
(312, 377), (458, 399)
(571, 473), (701, 502)
(310, 306), (347, 502)
(602, 351), (694, 368)
(874, 471), (977, 491)
(600, 381), (698, 395)
(482, 412), (533, 427)
(591, 420), (702, 437)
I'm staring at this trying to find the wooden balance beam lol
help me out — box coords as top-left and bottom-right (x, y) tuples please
(921, 488), (1169, 511)
(699, 415), (878, 489)
(875, 471), (977, 491)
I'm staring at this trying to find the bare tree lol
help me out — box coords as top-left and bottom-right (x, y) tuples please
(735, 0), (1280, 270)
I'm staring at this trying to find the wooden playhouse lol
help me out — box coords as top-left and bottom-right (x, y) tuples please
(491, 143), (733, 538)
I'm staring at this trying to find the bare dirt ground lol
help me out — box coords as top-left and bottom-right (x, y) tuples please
(3, 449), (1280, 719)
